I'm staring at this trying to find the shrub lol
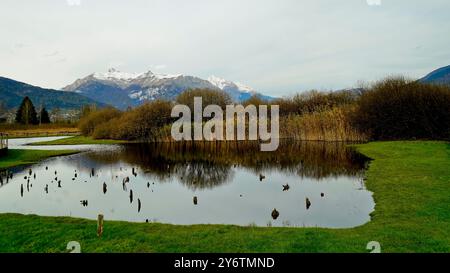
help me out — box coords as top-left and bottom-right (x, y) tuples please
(78, 107), (122, 136)
(273, 90), (357, 117)
(352, 77), (450, 140)
(176, 89), (232, 110)
(243, 95), (268, 107)
(91, 117), (119, 139)
(93, 100), (174, 141)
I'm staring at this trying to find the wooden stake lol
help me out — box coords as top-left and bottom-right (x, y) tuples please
(97, 214), (104, 237)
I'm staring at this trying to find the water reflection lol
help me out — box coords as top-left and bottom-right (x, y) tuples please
(0, 140), (374, 228)
(78, 141), (368, 190)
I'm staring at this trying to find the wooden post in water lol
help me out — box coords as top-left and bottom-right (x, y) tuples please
(97, 214), (104, 237)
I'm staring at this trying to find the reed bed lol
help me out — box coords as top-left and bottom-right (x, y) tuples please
(281, 107), (368, 142)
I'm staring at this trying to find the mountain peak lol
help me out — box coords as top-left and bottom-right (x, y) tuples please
(93, 68), (142, 81)
(207, 75), (231, 89)
(141, 70), (154, 76)
(208, 75), (255, 94)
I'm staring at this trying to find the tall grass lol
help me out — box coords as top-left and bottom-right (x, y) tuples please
(78, 93), (366, 142)
(0, 123), (79, 138)
(0, 123), (77, 131)
(281, 107), (367, 141)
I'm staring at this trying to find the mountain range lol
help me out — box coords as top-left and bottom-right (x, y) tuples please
(419, 65), (450, 86)
(63, 68), (272, 109)
(1, 65), (450, 111)
(0, 76), (105, 110)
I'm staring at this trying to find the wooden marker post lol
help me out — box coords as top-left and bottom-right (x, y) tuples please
(97, 214), (104, 237)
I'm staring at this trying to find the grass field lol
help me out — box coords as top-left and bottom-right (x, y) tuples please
(2, 127), (80, 138)
(29, 136), (127, 145)
(0, 141), (449, 253)
(0, 149), (78, 170)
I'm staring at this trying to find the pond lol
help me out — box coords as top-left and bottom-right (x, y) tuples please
(0, 138), (375, 228)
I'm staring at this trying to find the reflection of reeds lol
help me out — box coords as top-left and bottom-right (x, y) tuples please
(77, 141), (368, 190)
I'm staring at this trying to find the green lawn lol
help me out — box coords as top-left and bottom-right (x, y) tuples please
(0, 141), (449, 253)
(29, 136), (127, 145)
(0, 149), (78, 170)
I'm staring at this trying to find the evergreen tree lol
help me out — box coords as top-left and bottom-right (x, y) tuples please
(40, 107), (51, 124)
(0, 101), (6, 124)
(0, 101), (5, 115)
(15, 96), (38, 125)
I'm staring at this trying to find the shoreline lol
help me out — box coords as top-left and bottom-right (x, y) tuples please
(0, 149), (79, 170)
(0, 141), (448, 252)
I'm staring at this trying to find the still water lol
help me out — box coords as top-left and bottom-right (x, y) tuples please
(0, 138), (374, 228)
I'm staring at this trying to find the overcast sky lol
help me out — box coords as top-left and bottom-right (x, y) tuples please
(0, 0), (449, 97)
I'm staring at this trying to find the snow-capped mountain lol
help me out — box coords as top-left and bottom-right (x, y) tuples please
(63, 68), (272, 109)
(207, 76), (257, 101)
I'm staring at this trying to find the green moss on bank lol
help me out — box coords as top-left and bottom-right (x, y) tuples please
(29, 136), (127, 145)
(0, 149), (78, 170)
